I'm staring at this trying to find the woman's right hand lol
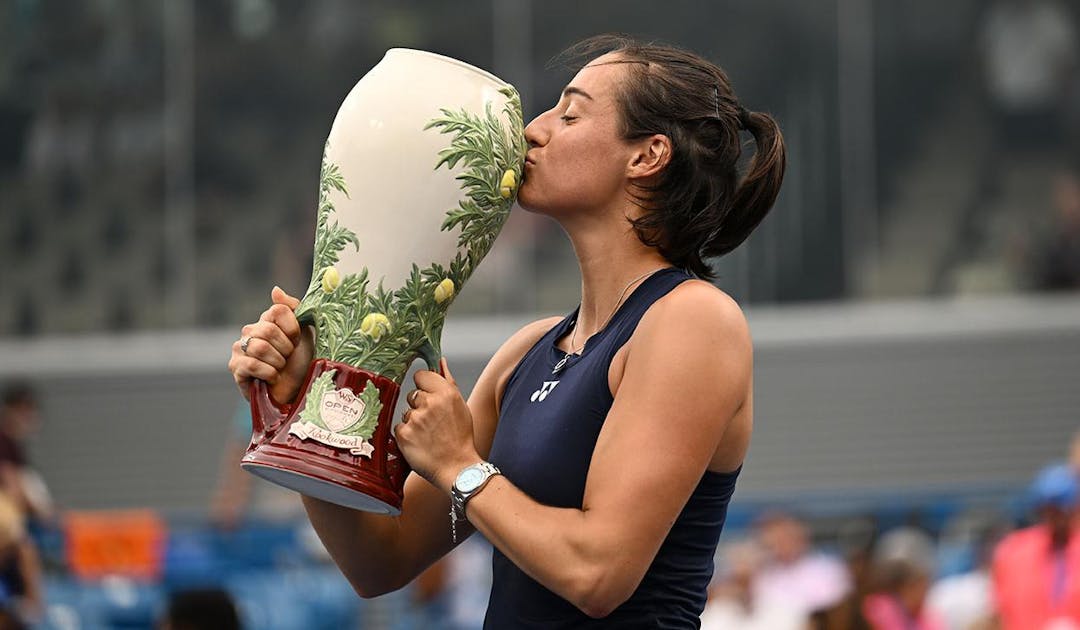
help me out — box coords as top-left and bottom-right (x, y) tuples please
(228, 286), (314, 405)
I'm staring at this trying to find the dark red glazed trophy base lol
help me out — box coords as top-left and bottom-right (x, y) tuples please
(241, 359), (408, 515)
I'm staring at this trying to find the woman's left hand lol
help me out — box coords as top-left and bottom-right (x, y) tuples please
(395, 357), (481, 493)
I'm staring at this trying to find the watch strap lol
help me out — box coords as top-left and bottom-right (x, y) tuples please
(449, 461), (501, 543)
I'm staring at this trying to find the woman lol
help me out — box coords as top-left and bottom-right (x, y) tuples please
(228, 34), (785, 627)
(0, 492), (42, 626)
(862, 528), (945, 630)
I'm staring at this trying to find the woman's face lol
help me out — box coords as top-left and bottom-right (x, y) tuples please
(518, 53), (638, 218)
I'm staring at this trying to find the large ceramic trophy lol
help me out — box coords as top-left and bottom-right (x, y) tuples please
(241, 49), (527, 514)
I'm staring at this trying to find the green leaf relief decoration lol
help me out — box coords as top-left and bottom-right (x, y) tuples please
(294, 85), (527, 380)
(298, 369), (337, 431)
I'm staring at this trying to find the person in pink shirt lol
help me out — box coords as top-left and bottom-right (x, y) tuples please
(753, 511), (852, 616)
(993, 463), (1080, 629)
(862, 527), (946, 630)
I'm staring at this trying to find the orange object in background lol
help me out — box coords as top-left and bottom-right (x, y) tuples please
(64, 510), (166, 581)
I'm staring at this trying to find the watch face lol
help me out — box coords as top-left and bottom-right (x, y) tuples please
(456, 466), (486, 493)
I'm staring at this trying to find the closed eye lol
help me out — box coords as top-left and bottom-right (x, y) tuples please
(560, 115), (578, 123)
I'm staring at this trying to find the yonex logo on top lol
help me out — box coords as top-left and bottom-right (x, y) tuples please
(530, 381), (560, 402)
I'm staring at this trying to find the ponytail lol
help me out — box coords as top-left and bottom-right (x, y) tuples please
(704, 109), (786, 258)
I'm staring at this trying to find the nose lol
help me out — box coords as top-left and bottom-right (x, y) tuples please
(523, 112), (547, 149)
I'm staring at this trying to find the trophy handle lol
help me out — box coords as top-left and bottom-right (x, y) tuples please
(417, 339), (442, 373)
(247, 379), (292, 447)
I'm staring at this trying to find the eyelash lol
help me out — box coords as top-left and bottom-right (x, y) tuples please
(560, 115), (577, 123)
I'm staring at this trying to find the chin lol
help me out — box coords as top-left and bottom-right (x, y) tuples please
(515, 184), (546, 215)
(516, 196), (566, 219)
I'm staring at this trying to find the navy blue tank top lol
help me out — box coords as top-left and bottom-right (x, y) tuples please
(485, 266), (742, 629)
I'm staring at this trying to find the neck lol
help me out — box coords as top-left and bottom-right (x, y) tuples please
(559, 208), (672, 341)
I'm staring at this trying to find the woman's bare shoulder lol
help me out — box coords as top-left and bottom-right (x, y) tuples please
(629, 279), (752, 367)
(657, 280), (748, 333)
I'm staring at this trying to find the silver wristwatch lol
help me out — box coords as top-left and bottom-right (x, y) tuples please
(449, 461), (501, 543)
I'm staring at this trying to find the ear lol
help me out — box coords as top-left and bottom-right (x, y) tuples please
(626, 134), (672, 181)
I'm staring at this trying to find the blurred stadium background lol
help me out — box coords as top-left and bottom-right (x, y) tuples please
(1, 0), (1079, 628)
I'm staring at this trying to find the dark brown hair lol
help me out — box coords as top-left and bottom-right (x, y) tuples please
(554, 35), (786, 281)
(0, 383), (34, 409)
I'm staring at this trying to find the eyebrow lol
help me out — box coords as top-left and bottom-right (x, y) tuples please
(562, 86), (594, 101)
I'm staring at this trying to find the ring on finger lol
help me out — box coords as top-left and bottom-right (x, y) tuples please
(240, 336), (253, 354)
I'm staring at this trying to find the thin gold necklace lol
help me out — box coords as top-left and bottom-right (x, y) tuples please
(551, 266), (669, 375)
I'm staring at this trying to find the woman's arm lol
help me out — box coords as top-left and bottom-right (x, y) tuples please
(400, 282), (752, 617)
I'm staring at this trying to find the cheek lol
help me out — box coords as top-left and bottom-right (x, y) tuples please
(520, 136), (624, 211)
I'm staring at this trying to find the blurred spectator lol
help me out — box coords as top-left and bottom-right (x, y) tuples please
(926, 524), (1002, 630)
(392, 534), (495, 630)
(992, 463), (1080, 628)
(818, 516), (879, 630)
(862, 528), (945, 630)
(978, 0), (1078, 154)
(0, 609), (26, 630)
(447, 536), (494, 630)
(158, 587), (241, 630)
(209, 400), (299, 528)
(0, 493), (41, 626)
(209, 400), (255, 529)
(754, 511), (852, 617)
(1029, 170), (1080, 291)
(701, 538), (806, 630)
(410, 557), (453, 629)
(0, 385), (53, 524)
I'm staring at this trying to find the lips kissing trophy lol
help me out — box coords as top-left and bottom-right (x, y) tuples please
(241, 49), (527, 514)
